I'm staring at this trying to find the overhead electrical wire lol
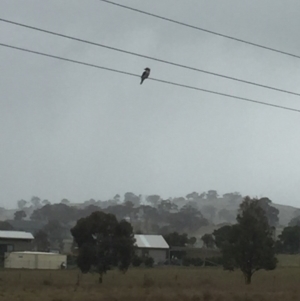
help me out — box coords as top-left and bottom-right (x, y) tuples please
(99, 0), (300, 60)
(1, 42), (300, 113)
(1, 18), (300, 98)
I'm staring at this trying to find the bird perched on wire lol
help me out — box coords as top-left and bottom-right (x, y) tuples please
(140, 67), (150, 84)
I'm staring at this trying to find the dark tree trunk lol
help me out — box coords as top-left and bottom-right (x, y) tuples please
(244, 272), (252, 284)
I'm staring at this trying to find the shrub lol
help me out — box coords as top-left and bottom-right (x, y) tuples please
(144, 257), (154, 268)
(132, 255), (143, 267)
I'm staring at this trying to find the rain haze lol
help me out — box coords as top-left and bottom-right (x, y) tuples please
(1, 0), (300, 209)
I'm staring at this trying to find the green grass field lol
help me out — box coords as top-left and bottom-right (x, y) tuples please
(0, 255), (299, 301)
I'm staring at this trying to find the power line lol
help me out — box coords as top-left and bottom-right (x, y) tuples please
(0, 43), (139, 78)
(1, 18), (300, 98)
(1, 42), (300, 113)
(99, 0), (300, 60)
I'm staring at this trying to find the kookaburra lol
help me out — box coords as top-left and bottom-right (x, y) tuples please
(140, 67), (150, 85)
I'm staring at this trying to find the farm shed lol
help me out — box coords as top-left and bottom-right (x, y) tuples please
(0, 230), (34, 256)
(134, 234), (169, 264)
(4, 251), (67, 270)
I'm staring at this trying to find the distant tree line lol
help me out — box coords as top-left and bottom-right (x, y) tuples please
(4, 192), (300, 286)
(3, 190), (300, 285)
(68, 196), (279, 285)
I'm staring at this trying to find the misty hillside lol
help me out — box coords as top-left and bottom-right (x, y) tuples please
(272, 203), (299, 226)
(0, 191), (299, 253)
(1, 191), (299, 228)
(195, 197), (299, 227)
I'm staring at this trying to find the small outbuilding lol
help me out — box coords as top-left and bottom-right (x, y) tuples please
(134, 234), (169, 264)
(0, 230), (34, 256)
(4, 251), (67, 270)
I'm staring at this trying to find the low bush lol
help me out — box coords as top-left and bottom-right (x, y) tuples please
(144, 257), (154, 268)
(132, 255), (143, 267)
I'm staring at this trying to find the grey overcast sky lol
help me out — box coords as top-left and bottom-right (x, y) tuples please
(1, 0), (300, 209)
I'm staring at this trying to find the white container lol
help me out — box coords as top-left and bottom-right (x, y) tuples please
(4, 251), (67, 270)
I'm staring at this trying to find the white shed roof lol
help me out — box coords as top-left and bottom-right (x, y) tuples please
(134, 235), (169, 249)
(0, 231), (34, 240)
(11, 251), (62, 256)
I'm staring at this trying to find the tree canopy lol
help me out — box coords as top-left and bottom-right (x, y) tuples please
(257, 197), (279, 227)
(213, 225), (232, 249)
(276, 225), (300, 254)
(219, 197), (277, 284)
(201, 233), (215, 249)
(14, 210), (26, 221)
(34, 230), (50, 252)
(163, 232), (196, 247)
(0, 221), (14, 230)
(71, 211), (135, 283)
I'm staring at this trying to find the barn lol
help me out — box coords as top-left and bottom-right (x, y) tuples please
(134, 234), (169, 264)
(0, 230), (34, 257)
(5, 251), (67, 270)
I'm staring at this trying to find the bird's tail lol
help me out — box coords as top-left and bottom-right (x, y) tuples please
(140, 78), (144, 85)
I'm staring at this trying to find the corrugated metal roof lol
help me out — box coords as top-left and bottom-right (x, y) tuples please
(134, 235), (169, 249)
(11, 251), (62, 255)
(0, 230), (34, 240)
